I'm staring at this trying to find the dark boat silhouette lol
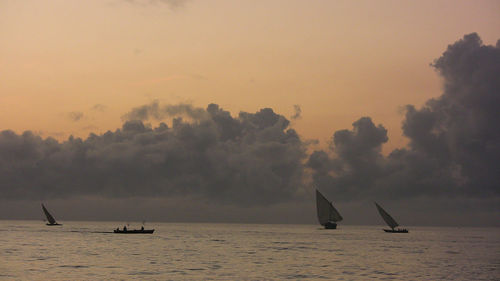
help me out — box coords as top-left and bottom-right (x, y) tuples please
(113, 226), (154, 234)
(41, 203), (62, 226)
(375, 202), (408, 233)
(316, 189), (343, 229)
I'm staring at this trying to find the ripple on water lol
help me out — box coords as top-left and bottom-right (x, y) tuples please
(371, 270), (398, 277)
(168, 270), (186, 274)
(1, 222), (498, 280)
(272, 247), (290, 251)
(210, 239), (226, 242)
(28, 255), (55, 261)
(296, 245), (317, 250)
(3, 248), (20, 254)
(59, 265), (90, 269)
(209, 264), (222, 270)
(288, 274), (313, 279)
(128, 271), (160, 275)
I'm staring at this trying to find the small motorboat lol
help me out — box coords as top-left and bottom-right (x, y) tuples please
(383, 228), (409, 233)
(113, 227), (154, 234)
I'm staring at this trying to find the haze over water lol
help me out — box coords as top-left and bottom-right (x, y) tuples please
(1, 221), (498, 280)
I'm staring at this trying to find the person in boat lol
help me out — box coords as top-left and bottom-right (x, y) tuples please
(141, 226), (144, 231)
(123, 226), (127, 232)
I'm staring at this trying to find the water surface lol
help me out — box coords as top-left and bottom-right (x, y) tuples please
(1, 221), (498, 280)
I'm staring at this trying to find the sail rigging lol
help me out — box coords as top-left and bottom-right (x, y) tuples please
(374, 202), (398, 229)
(316, 189), (343, 225)
(41, 203), (58, 225)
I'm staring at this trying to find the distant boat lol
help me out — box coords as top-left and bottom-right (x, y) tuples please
(41, 203), (62, 226)
(316, 189), (343, 229)
(113, 227), (154, 234)
(374, 202), (408, 233)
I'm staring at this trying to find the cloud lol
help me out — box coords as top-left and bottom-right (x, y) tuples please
(154, 0), (188, 9)
(124, 0), (189, 10)
(91, 104), (107, 112)
(1, 33), (498, 225)
(68, 112), (84, 122)
(121, 100), (209, 121)
(291, 105), (302, 120)
(0, 104), (307, 206)
(308, 33), (500, 203)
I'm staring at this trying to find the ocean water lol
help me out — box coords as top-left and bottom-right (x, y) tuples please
(0, 221), (498, 280)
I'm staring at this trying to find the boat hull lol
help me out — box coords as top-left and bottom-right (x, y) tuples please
(113, 229), (154, 234)
(46, 223), (62, 226)
(323, 222), (337, 229)
(383, 229), (408, 233)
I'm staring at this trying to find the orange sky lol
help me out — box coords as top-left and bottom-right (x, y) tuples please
(1, 0), (499, 153)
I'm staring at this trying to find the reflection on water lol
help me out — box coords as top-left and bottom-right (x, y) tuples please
(0, 221), (499, 280)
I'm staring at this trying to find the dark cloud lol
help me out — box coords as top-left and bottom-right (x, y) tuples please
(121, 100), (208, 121)
(307, 117), (389, 201)
(0, 104), (306, 207)
(1, 33), (498, 225)
(308, 33), (500, 205)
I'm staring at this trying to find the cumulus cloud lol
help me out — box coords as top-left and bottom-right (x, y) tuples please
(121, 100), (208, 121)
(1, 33), (498, 225)
(308, 33), (500, 203)
(0, 104), (306, 206)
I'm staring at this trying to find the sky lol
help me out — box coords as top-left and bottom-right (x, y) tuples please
(0, 0), (499, 226)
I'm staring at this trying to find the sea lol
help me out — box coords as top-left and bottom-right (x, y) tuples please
(1, 221), (499, 280)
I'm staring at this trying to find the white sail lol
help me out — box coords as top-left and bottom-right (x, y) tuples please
(41, 203), (57, 225)
(375, 202), (399, 229)
(316, 190), (343, 225)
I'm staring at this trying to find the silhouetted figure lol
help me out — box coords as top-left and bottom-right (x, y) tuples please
(141, 226), (144, 231)
(123, 226), (127, 232)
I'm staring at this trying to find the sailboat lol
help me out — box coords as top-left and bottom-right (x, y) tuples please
(374, 202), (408, 233)
(41, 203), (62, 226)
(316, 189), (343, 229)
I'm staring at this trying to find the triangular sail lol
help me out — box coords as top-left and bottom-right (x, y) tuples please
(375, 202), (398, 229)
(329, 202), (343, 223)
(41, 203), (57, 225)
(316, 190), (343, 225)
